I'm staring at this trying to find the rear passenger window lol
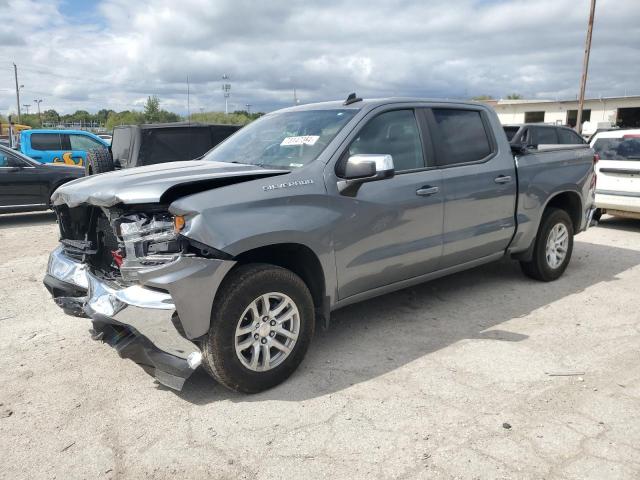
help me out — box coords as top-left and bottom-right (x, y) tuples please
(530, 127), (558, 145)
(30, 133), (62, 151)
(557, 129), (584, 144)
(70, 134), (105, 151)
(348, 110), (425, 172)
(432, 109), (492, 165)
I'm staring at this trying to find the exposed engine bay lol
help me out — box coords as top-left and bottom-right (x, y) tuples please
(54, 204), (224, 285)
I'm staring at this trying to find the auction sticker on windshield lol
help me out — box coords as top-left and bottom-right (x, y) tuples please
(281, 135), (319, 146)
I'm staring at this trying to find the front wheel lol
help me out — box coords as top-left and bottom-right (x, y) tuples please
(520, 208), (574, 282)
(201, 264), (315, 393)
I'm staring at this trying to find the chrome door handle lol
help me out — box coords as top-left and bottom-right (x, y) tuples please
(416, 186), (439, 196)
(494, 175), (512, 184)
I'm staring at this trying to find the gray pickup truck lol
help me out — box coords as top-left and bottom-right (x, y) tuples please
(44, 96), (596, 393)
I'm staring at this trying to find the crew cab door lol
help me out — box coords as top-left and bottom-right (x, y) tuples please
(0, 149), (45, 208)
(424, 107), (517, 267)
(330, 108), (444, 299)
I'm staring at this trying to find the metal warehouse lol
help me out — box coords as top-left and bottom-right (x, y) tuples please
(489, 95), (640, 132)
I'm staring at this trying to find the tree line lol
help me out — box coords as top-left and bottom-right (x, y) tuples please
(2, 96), (263, 130)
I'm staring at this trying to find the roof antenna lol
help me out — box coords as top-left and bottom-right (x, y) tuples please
(344, 92), (362, 105)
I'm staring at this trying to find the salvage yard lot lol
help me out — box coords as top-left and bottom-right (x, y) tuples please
(1, 213), (639, 479)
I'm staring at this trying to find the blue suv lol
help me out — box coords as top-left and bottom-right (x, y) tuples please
(19, 129), (109, 166)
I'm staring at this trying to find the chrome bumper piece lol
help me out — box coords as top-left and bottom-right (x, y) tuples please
(44, 246), (235, 390)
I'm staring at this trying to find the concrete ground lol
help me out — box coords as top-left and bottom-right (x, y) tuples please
(0, 212), (639, 480)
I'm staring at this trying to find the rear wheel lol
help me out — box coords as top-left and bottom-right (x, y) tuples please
(520, 208), (574, 282)
(201, 264), (315, 393)
(85, 148), (114, 175)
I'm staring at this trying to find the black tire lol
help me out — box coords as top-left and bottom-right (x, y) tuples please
(201, 264), (315, 393)
(85, 148), (114, 175)
(520, 208), (574, 282)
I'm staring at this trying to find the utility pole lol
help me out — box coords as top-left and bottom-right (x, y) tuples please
(576, 0), (596, 134)
(245, 104), (251, 115)
(22, 104), (31, 115)
(34, 99), (43, 126)
(13, 63), (21, 123)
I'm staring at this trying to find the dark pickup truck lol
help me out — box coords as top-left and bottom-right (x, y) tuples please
(85, 122), (242, 174)
(503, 123), (587, 147)
(45, 97), (596, 393)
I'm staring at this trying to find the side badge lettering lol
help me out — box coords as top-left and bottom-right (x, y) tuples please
(263, 179), (314, 191)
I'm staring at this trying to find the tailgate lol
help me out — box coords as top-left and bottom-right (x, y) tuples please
(593, 135), (640, 196)
(596, 160), (640, 196)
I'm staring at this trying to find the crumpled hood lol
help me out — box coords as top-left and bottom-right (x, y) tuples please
(51, 160), (289, 208)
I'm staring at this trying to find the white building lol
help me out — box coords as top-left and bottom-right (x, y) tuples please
(489, 95), (640, 133)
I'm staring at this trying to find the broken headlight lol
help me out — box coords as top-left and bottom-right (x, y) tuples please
(115, 213), (185, 281)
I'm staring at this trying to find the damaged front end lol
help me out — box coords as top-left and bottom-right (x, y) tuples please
(44, 204), (235, 390)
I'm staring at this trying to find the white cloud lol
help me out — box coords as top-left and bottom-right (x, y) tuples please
(1, 0), (639, 116)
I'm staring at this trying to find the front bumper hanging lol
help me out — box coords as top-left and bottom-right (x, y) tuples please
(44, 246), (235, 390)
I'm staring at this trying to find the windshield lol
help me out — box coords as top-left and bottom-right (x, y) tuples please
(593, 136), (640, 160)
(203, 109), (358, 169)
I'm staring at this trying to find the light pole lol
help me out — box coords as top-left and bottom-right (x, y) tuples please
(245, 104), (251, 115)
(576, 0), (596, 134)
(34, 99), (43, 126)
(13, 63), (22, 123)
(222, 74), (231, 115)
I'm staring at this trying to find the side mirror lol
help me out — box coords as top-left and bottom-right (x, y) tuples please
(337, 154), (395, 195)
(510, 143), (529, 155)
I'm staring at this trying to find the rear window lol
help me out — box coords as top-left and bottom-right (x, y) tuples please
(139, 128), (214, 165)
(557, 128), (585, 144)
(593, 136), (640, 161)
(30, 133), (62, 151)
(503, 126), (520, 141)
(432, 109), (492, 165)
(69, 134), (105, 151)
(530, 127), (558, 145)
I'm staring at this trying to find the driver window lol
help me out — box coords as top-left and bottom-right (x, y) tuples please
(348, 110), (425, 171)
(3, 152), (28, 168)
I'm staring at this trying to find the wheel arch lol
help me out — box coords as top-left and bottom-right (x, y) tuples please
(230, 243), (330, 327)
(543, 190), (583, 233)
(512, 189), (583, 262)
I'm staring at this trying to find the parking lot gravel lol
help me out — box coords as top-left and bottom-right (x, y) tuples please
(1, 212), (639, 479)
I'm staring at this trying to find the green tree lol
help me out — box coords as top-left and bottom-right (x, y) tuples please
(16, 113), (40, 128)
(96, 109), (114, 123)
(105, 110), (146, 130)
(472, 95), (494, 101)
(506, 93), (523, 100)
(189, 111), (259, 126)
(144, 95), (161, 123)
(42, 109), (60, 124)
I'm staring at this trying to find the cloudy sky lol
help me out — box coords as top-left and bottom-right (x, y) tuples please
(1, 0), (639, 116)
